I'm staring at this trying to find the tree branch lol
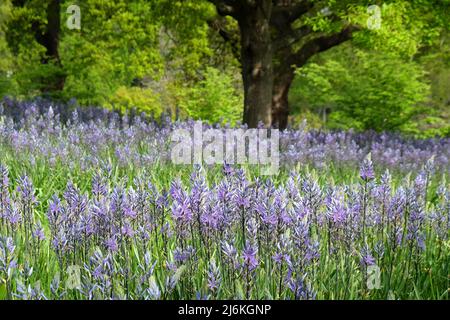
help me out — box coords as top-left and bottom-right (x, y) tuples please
(288, 25), (360, 68)
(273, 24), (313, 51)
(207, 18), (241, 62)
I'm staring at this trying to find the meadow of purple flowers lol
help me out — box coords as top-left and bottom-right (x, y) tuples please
(0, 99), (448, 300)
(1, 98), (449, 172)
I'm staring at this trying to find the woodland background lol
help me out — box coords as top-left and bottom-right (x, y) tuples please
(0, 0), (449, 136)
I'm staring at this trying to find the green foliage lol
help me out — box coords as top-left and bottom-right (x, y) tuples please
(292, 47), (431, 132)
(155, 0), (216, 77)
(288, 0), (448, 136)
(1, 0), (217, 110)
(2, 0), (57, 97)
(178, 67), (243, 124)
(0, 0), (448, 133)
(348, 2), (421, 57)
(107, 86), (163, 118)
(0, 0), (14, 97)
(59, 0), (165, 105)
(415, 34), (450, 137)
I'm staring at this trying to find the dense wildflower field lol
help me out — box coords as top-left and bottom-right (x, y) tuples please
(0, 100), (449, 300)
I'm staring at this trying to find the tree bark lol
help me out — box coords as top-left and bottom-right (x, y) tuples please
(39, 0), (65, 92)
(271, 26), (359, 130)
(237, 1), (273, 128)
(10, 0), (65, 92)
(24, 0), (64, 92)
(271, 68), (294, 130)
(208, 1), (359, 129)
(38, 0), (61, 62)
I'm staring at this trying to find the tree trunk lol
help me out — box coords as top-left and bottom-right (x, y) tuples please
(238, 1), (273, 128)
(42, 0), (61, 63)
(34, 0), (65, 92)
(271, 69), (294, 130)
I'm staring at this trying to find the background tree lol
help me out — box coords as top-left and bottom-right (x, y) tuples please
(0, 0), (13, 97)
(292, 47), (430, 132)
(1, 0), (238, 120)
(7, 0), (64, 95)
(207, 0), (449, 129)
(289, 1), (449, 136)
(207, 0), (362, 128)
(0, 0), (448, 136)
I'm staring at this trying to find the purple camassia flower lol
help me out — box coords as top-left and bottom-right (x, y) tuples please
(105, 236), (119, 252)
(207, 260), (221, 293)
(274, 187), (291, 225)
(326, 188), (348, 226)
(299, 174), (322, 229)
(92, 172), (108, 199)
(147, 278), (161, 300)
(273, 233), (292, 265)
(431, 182), (449, 241)
(372, 170), (392, 226)
(61, 183), (88, 245)
(201, 199), (222, 232)
(136, 225), (151, 242)
(88, 249), (113, 284)
(272, 252), (284, 265)
(0, 236), (17, 268)
(407, 197), (426, 251)
(255, 202), (277, 228)
(287, 274), (316, 300)
(233, 171), (251, 210)
(173, 246), (196, 264)
(173, 247), (186, 264)
(286, 172), (300, 202)
(216, 180), (232, 203)
(413, 173), (427, 200)
(360, 244), (376, 267)
(0, 165), (10, 224)
(292, 220), (319, 264)
(90, 200), (110, 239)
(17, 176), (37, 222)
(263, 178), (276, 199)
(17, 175), (37, 205)
(170, 179), (193, 225)
(423, 156), (435, 176)
(110, 186), (125, 221)
(375, 241), (385, 258)
(2, 236), (15, 255)
(121, 222), (135, 238)
(0, 164), (9, 198)
(33, 222), (46, 241)
(80, 210), (96, 237)
(222, 241), (240, 270)
(139, 251), (156, 280)
(0, 238), (17, 276)
(360, 155), (375, 181)
(215, 180), (235, 227)
(222, 163), (234, 177)
(388, 187), (406, 222)
(6, 204), (21, 227)
(190, 165), (207, 209)
(242, 241), (259, 271)
(156, 191), (169, 211)
(47, 195), (63, 228)
(123, 204), (137, 219)
(171, 196), (192, 224)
